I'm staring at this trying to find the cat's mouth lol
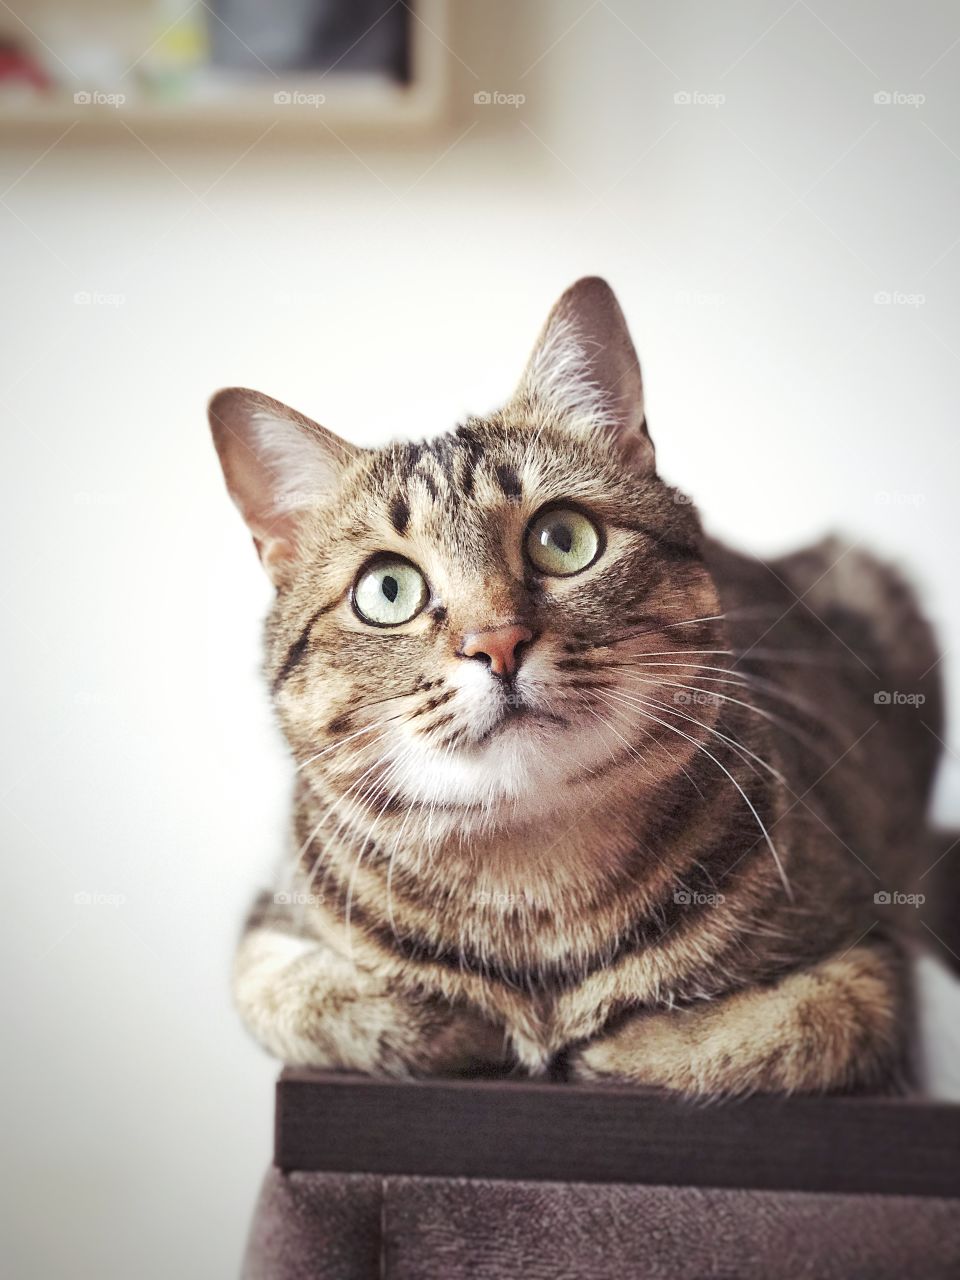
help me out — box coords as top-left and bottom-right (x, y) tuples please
(472, 696), (567, 747)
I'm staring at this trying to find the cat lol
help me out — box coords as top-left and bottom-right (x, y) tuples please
(209, 277), (942, 1096)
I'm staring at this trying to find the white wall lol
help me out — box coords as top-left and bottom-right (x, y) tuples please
(2, 2), (959, 1276)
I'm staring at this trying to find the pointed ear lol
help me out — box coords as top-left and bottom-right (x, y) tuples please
(515, 277), (653, 472)
(207, 387), (359, 586)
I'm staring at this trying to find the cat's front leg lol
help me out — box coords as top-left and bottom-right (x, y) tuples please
(234, 904), (508, 1076)
(566, 943), (907, 1096)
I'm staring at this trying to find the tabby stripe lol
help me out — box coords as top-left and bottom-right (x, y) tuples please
(307, 770), (774, 996)
(494, 463), (522, 500)
(271, 602), (335, 693)
(429, 438), (457, 487)
(460, 444), (483, 497)
(619, 521), (704, 563)
(314, 837), (769, 994)
(399, 442), (423, 479)
(389, 495), (410, 535)
(416, 469), (440, 502)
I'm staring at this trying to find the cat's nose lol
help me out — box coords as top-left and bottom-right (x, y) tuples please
(459, 625), (534, 678)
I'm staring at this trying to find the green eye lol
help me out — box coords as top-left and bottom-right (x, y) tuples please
(526, 507), (601, 577)
(353, 557), (428, 627)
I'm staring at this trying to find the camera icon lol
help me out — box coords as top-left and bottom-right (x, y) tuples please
(73, 90), (92, 105)
(874, 691), (891, 705)
(474, 90), (492, 105)
(873, 291), (892, 305)
(273, 91), (292, 105)
(673, 889), (691, 904)
(874, 891), (892, 905)
(873, 91), (892, 105)
(273, 890), (292, 904)
(674, 90), (692, 104)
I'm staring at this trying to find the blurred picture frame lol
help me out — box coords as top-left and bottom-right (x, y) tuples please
(0, 0), (450, 136)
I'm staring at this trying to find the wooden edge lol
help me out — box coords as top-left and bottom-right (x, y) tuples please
(274, 1070), (960, 1198)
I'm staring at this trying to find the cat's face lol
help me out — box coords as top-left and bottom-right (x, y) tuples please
(210, 279), (721, 831)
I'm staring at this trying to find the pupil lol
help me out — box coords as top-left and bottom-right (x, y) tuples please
(551, 522), (574, 554)
(381, 574), (399, 603)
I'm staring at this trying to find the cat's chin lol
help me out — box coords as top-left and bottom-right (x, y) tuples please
(384, 711), (608, 820)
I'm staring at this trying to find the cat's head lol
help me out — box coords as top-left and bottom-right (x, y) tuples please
(209, 279), (721, 832)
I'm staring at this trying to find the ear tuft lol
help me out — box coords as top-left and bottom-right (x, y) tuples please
(207, 387), (359, 586)
(515, 277), (653, 472)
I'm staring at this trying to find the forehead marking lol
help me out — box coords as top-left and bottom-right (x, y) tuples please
(455, 426), (485, 498)
(494, 462), (523, 501)
(389, 494), (410, 536)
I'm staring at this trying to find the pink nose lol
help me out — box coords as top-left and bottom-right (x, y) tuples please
(460, 625), (533, 678)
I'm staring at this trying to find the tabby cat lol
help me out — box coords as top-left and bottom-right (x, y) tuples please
(209, 278), (942, 1095)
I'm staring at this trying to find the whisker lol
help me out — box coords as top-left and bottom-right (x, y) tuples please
(586, 688), (792, 899)
(572, 615), (728, 651)
(607, 672), (820, 763)
(605, 658), (846, 742)
(340, 741), (427, 955)
(295, 741), (400, 924)
(576, 696), (663, 791)
(594, 693), (707, 801)
(594, 685), (788, 788)
(294, 713), (405, 774)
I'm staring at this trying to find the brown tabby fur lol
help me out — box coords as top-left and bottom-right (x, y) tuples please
(210, 278), (942, 1096)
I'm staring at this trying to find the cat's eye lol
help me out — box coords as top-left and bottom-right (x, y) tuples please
(353, 556), (429, 627)
(525, 506), (601, 577)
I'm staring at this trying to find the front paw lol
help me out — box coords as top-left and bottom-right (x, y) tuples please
(566, 1012), (700, 1092)
(234, 928), (508, 1075)
(566, 945), (904, 1097)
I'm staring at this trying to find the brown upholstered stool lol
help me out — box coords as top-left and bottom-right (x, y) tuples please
(242, 1072), (960, 1279)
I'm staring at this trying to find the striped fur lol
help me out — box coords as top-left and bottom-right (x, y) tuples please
(210, 278), (942, 1095)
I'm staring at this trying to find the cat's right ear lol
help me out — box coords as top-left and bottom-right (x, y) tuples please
(207, 387), (359, 586)
(514, 277), (653, 473)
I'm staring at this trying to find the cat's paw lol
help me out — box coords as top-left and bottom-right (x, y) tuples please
(565, 1012), (702, 1092)
(234, 926), (508, 1075)
(565, 945), (903, 1097)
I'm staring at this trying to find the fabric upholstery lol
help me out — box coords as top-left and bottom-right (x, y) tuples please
(243, 1168), (960, 1279)
(241, 1170), (381, 1280)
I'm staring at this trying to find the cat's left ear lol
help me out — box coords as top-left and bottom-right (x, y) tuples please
(514, 276), (653, 472)
(208, 387), (359, 586)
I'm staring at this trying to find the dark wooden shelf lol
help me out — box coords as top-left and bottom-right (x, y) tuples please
(275, 1070), (960, 1199)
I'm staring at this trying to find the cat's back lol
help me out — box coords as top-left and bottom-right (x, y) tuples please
(706, 533), (943, 822)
